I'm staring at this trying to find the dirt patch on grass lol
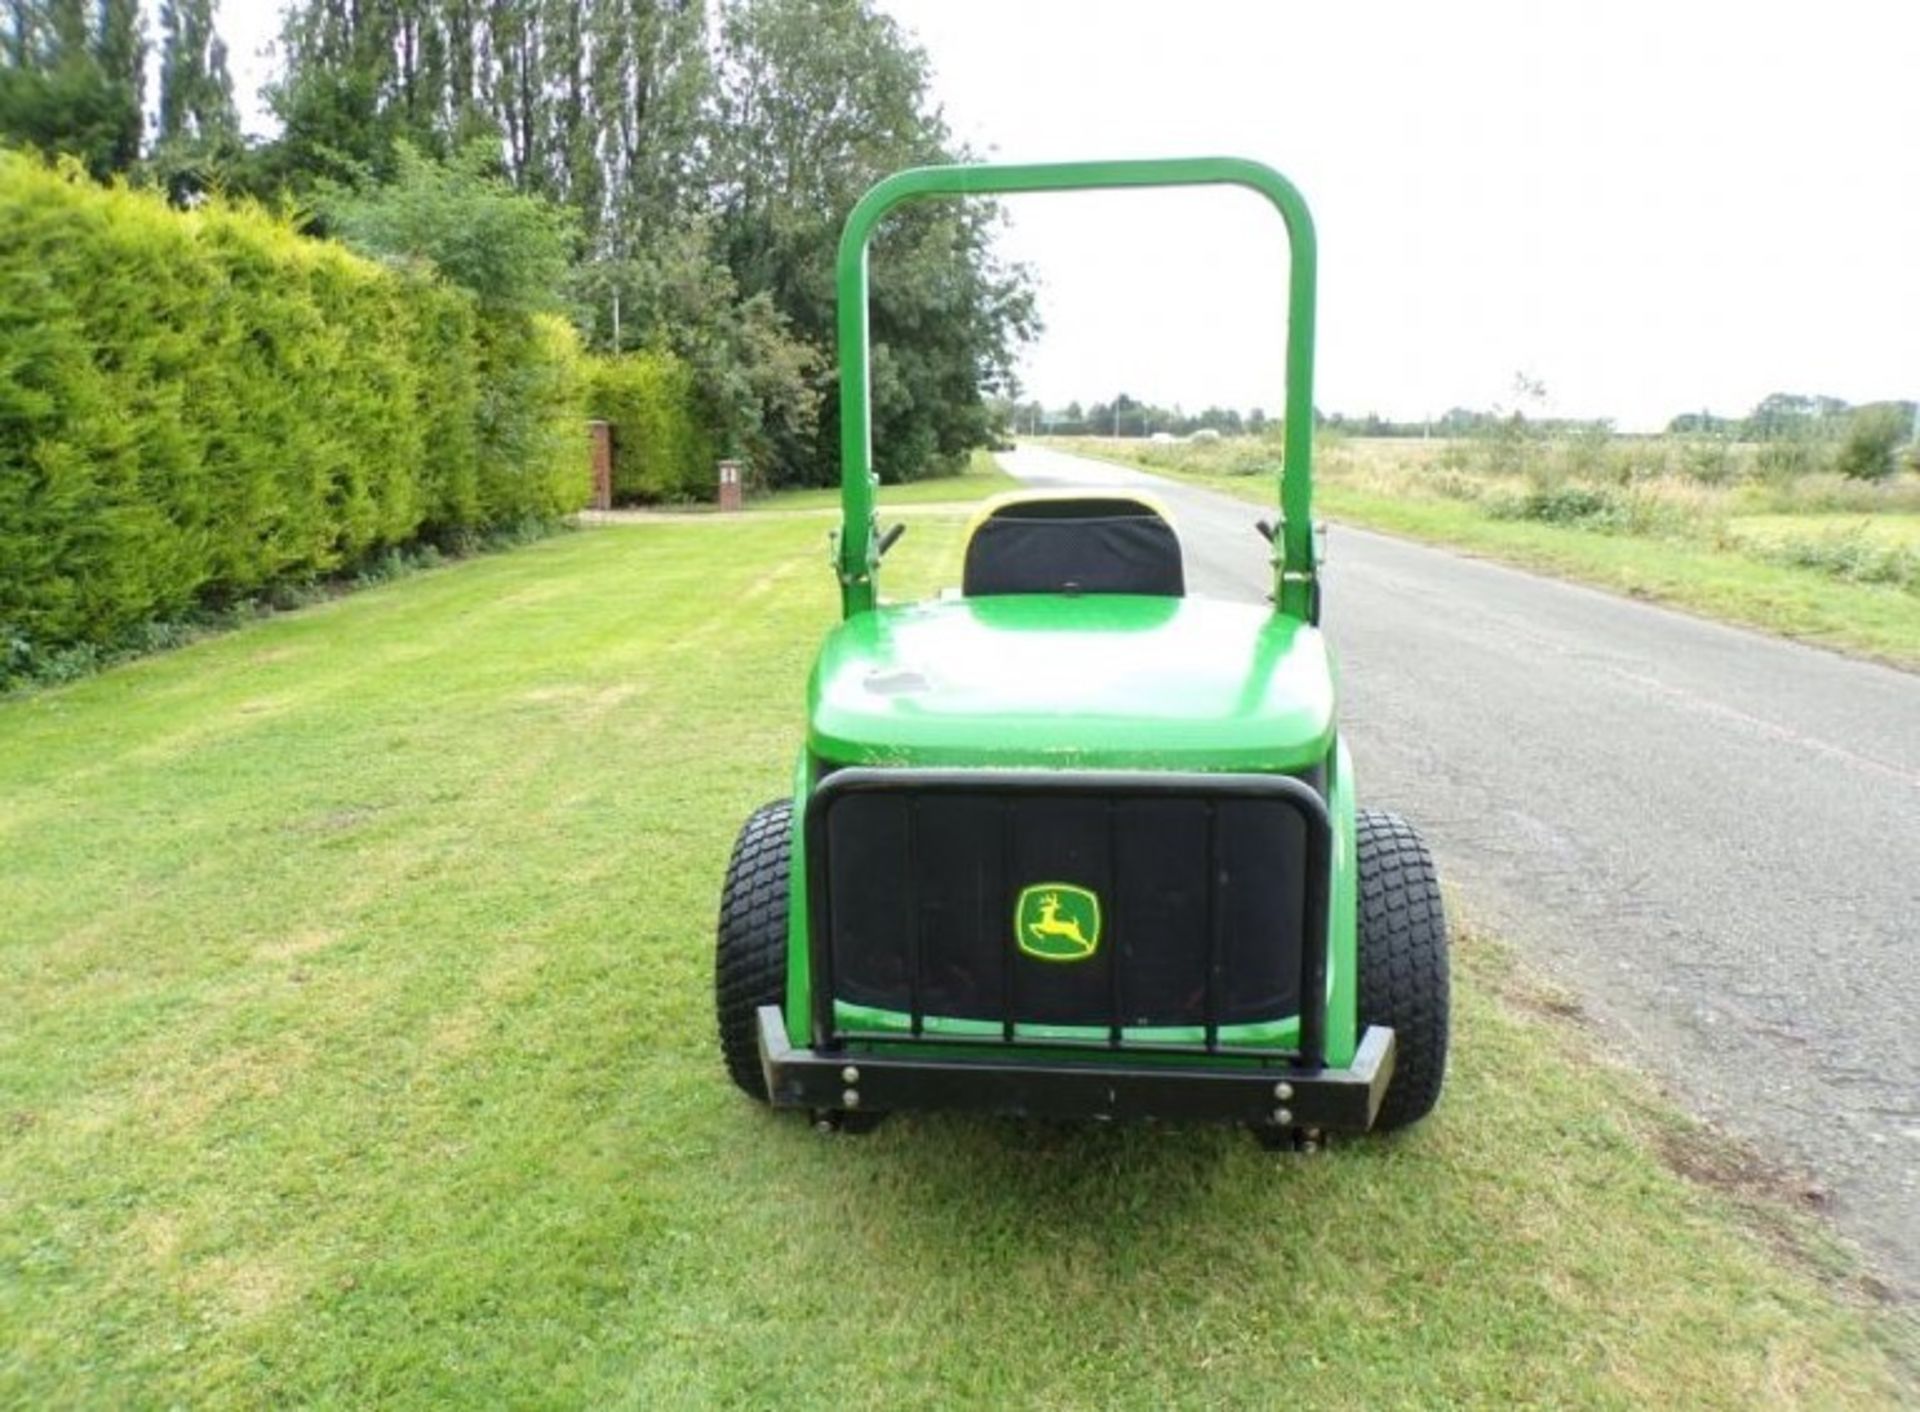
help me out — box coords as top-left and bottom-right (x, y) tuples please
(1650, 1119), (1920, 1386)
(1655, 1120), (1833, 1214)
(1497, 967), (1589, 1024)
(523, 682), (640, 708)
(255, 928), (342, 963)
(188, 1253), (294, 1324)
(742, 558), (807, 600)
(282, 805), (384, 836)
(125, 1209), (184, 1264)
(423, 942), (546, 1063)
(1456, 915), (1906, 1318)
(1451, 921), (1589, 1026)
(519, 682), (645, 728)
(424, 1005), (487, 1061)
(1650, 1119), (1910, 1301)
(135, 1036), (312, 1141)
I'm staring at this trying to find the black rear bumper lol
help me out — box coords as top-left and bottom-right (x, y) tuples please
(757, 1005), (1396, 1132)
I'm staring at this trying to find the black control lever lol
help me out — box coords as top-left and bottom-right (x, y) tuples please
(876, 522), (907, 557)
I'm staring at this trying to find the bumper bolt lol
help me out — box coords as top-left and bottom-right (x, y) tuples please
(1274, 1082), (1294, 1101)
(841, 1065), (860, 1085)
(841, 1089), (862, 1109)
(1274, 1108), (1293, 1127)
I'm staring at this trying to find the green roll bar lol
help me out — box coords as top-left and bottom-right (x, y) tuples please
(834, 156), (1319, 620)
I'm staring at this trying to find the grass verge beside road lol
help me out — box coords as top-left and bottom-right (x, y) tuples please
(1, 514), (1911, 1406)
(1054, 437), (1920, 670)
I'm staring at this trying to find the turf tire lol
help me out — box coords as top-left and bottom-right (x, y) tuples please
(1355, 808), (1450, 1131)
(715, 800), (792, 1101)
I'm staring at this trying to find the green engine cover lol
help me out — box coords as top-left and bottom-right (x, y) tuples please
(807, 593), (1337, 772)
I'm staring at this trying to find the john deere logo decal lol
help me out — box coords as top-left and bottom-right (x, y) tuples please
(1015, 883), (1102, 962)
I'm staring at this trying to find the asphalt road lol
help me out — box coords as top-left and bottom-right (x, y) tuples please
(999, 442), (1920, 1294)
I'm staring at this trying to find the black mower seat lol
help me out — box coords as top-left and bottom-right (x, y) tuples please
(961, 494), (1185, 597)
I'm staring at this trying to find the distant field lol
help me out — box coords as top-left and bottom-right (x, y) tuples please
(1053, 435), (1920, 669)
(1, 512), (1911, 1406)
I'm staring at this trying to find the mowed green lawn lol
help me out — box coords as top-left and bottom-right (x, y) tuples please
(2, 516), (1910, 1407)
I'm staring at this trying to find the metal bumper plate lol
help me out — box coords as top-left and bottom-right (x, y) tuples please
(757, 1005), (1394, 1131)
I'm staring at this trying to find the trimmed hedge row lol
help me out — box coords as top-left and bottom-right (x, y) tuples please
(0, 152), (588, 674)
(586, 351), (717, 503)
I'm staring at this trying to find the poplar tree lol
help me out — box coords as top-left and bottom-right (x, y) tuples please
(0, 0), (146, 176)
(157, 0), (238, 145)
(264, 0), (1035, 487)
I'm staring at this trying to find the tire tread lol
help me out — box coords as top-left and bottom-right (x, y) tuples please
(714, 800), (792, 1101)
(1355, 808), (1450, 1130)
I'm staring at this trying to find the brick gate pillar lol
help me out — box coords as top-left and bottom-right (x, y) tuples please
(587, 420), (613, 511)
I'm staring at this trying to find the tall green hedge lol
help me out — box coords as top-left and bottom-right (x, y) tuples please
(0, 151), (588, 675)
(586, 351), (716, 503)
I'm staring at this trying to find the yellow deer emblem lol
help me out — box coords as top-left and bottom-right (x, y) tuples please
(1016, 884), (1102, 961)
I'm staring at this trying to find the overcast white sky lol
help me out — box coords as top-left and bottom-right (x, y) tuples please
(221, 0), (1917, 429)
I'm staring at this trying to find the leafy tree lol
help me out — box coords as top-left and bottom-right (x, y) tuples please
(267, 1), (423, 185)
(1835, 404), (1910, 482)
(264, 0), (1031, 485)
(157, 0), (235, 145)
(0, 0), (1036, 489)
(1666, 410), (1738, 436)
(0, 0), (145, 177)
(710, 0), (1034, 482)
(1744, 391), (1851, 440)
(272, 0), (709, 239)
(552, 0), (710, 247)
(1188, 405), (1243, 436)
(571, 219), (820, 477)
(143, 0), (245, 205)
(322, 141), (577, 317)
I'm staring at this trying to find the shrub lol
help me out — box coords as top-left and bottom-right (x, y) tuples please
(1425, 470), (1484, 502)
(0, 151), (586, 683)
(1835, 405), (1908, 482)
(1677, 437), (1738, 486)
(1761, 532), (1918, 591)
(1755, 430), (1832, 484)
(1555, 427), (1617, 483)
(1486, 483), (1627, 529)
(472, 312), (592, 524)
(587, 351), (717, 502)
(321, 142), (577, 319)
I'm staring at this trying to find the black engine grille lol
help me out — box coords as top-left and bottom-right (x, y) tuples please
(806, 769), (1331, 1059)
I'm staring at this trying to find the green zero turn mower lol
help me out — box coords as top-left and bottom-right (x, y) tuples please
(715, 158), (1449, 1147)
